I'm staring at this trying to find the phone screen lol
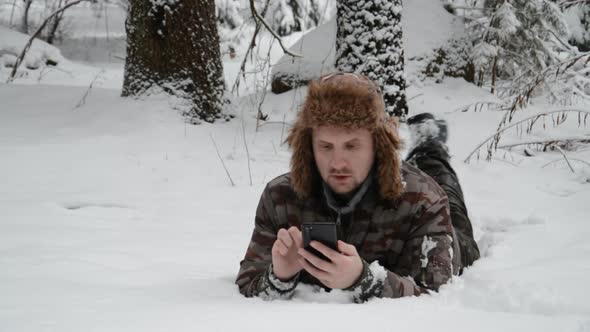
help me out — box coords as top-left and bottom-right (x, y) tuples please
(302, 222), (338, 261)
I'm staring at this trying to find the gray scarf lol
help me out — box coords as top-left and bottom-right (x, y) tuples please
(322, 173), (373, 225)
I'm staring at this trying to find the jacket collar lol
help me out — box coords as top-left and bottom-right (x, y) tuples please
(321, 173), (374, 217)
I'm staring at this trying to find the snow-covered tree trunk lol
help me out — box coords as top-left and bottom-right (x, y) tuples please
(335, 0), (407, 118)
(122, 0), (226, 123)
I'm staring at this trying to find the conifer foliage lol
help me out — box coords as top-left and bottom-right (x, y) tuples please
(335, 0), (408, 118)
(266, 0), (321, 36)
(565, 3), (590, 52)
(468, 0), (570, 92)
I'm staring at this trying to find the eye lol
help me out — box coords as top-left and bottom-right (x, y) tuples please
(320, 144), (332, 151)
(345, 143), (358, 150)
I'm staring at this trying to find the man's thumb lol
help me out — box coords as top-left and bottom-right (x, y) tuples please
(338, 240), (358, 256)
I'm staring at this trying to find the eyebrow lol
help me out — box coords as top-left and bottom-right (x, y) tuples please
(317, 138), (362, 145)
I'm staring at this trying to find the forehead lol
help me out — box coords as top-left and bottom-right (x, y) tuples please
(312, 125), (372, 142)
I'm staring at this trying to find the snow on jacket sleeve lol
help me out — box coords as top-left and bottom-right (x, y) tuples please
(345, 193), (457, 303)
(235, 184), (299, 299)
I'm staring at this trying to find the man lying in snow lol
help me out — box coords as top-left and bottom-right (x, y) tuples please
(236, 73), (480, 302)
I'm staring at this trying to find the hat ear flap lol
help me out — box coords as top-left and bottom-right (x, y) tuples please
(286, 125), (314, 199)
(374, 118), (404, 201)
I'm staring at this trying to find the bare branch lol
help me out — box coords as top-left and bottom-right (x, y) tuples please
(497, 137), (590, 149)
(232, 0), (271, 94)
(248, 0), (302, 59)
(465, 109), (590, 163)
(558, 0), (590, 9)
(542, 158), (590, 169)
(6, 0), (86, 83)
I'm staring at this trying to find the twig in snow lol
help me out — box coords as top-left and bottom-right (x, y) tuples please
(542, 158), (590, 169)
(241, 121), (253, 186)
(491, 157), (521, 167)
(255, 121), (293, 129)
(554, 146), (576, 173)
(464, 109), (590, 163)
(210, 134), (235, 187)
(447, 101), (506, 113)
(407, 93), (424, 102)
(496, 137), (590, 150)
(74, 69), (105, 109)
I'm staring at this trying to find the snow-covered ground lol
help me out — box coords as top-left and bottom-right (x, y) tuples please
(1, 2), (590, 331)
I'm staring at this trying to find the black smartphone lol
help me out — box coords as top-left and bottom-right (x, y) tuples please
(301, 222), (338, 261)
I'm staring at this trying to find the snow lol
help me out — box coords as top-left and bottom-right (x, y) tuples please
(0, 25), (122, 87)
(272, 0), (465, 83)
(564, 5), (590, 46)
(1, 3), (590, 331)
(0, 25), (64, 69)
(271, 18), (336, 81)
(253, 0), (466, 98)
(420, 236), (438, 268)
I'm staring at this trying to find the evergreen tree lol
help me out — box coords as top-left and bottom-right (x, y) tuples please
(469, 0), (570, 91)
(266, 0), (321, 36)
(565, 3), (590, 52)
(217, 0), (243, 30)
(122, 0), (226, 123)
(336, 0), (407, 118)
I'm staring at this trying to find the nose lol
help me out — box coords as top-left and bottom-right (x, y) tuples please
(329, 149), (348, 171)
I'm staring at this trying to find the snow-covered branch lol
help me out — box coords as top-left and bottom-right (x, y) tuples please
(465, 109), (590, 163)
(248, 0), (302, 58)
(6, 0), (86, 83)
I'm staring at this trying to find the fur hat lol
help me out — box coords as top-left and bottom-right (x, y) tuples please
(286, 73), (404, 201)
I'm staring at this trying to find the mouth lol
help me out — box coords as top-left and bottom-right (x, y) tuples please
(330, 175), (351, 182)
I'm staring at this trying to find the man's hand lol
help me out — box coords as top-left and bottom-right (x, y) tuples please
(297, 240), (363, 289)
(271, 226), (303, 281)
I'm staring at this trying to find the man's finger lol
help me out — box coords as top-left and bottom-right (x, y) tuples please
(298, 258), (330, 281)
(310, 241), (339, 261)
(337, 240), (358, 256)
(277, 228), (293, 248)
(273, 240), (288, 256)
(287, 226), (303, 248)
(298, 248), (334, 273)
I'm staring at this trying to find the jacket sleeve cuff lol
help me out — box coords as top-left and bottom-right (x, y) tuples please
(267, 264), (300, 292)
(258, 264), (299, 300)
(344, 259), (387, 303)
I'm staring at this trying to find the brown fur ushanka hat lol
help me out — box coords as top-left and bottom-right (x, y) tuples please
(286, 72), (404, 201)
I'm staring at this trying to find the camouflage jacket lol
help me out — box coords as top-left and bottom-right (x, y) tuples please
(236, 162), (460, 302)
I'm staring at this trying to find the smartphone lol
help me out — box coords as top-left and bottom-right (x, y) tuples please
(301, 222), (338, 261)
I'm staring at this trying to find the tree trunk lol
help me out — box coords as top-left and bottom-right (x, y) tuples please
(46, 0), (66, 45)
(491, 55), (497, 94)
(122, 0), (226, 123)
(20, 0), (33, 34)
(335, 0), (408, 119)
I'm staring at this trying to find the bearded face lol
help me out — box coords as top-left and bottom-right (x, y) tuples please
(312, 125), (375, 196)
